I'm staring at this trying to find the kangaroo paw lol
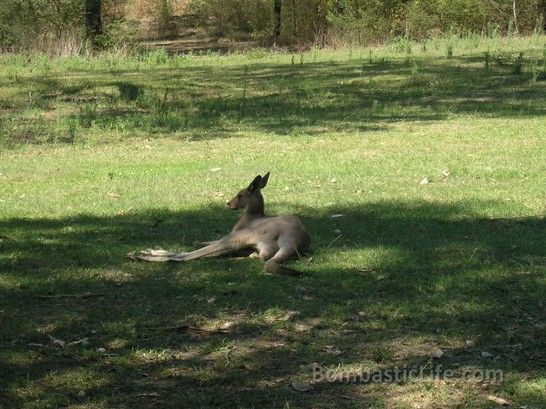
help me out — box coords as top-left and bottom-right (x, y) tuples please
(265, 260), (304, 277)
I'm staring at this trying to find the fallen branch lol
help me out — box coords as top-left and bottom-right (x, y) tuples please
(142, 324), (232, 335)
(34, 292), (103, 299)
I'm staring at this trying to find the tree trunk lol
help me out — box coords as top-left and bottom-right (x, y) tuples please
(273, 0), (281, 41)
(291, 0), (297, 38)
(541, 0), (546, 33)
(85, 0), (102, 41)
(512, 0), (519, 33)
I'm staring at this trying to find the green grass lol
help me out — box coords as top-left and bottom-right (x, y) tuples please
(0, 35), (545, 408)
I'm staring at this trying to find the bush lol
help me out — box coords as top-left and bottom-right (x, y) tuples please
(146, 48), (170, 65)
(97, 19), (139, 52)
(189, 0), (274, 41)
(0, 0), (83, 52)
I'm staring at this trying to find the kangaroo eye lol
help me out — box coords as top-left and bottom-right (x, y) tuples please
(237, 194), (241, 198)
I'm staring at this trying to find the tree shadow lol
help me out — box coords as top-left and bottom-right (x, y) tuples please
(3, 53), (544, 144)
(1, 200), (544, 406)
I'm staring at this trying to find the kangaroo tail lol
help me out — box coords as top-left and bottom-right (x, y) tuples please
(127, 249), (186, 262)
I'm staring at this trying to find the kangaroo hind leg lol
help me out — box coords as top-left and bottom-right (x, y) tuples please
(180, 236), (245, 261)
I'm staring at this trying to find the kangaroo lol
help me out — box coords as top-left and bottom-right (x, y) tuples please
(127, 172), (310, 276)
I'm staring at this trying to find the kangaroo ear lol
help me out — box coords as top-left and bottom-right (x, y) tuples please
(260, 172), (270, 189)
(248, 175), (263, 191)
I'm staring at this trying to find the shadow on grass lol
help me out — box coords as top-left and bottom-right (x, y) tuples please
(1, 201), (544, 407)
(3, 54), (545, 144)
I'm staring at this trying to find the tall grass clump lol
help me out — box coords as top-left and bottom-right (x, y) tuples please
(146, 48), (170, 65)
(512, 52), (524, 74)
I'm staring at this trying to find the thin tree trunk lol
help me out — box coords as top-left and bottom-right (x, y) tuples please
(292, 0), (297, 38)
(512, 0), (519, 33)
(538, 0), (546, 33)
(273, 0), (281, 41)
(85, 0), (102, 41)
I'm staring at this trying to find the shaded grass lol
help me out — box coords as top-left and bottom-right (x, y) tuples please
(0, 35), (545, 146)
(0, 35), (545, 408)
(1, 201), (544, 408)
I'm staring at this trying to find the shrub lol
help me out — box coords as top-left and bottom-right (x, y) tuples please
(97, 19), (139, 52)
(146, 48), (170, 65)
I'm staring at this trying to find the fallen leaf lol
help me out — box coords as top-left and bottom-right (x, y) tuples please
(68, 337), (89, 347)
(292, 382), (312, 392)
(358, 267), (378, 273)
(266, 341), (286, 348)
(431, 347), (444, 358)
(324, 345), (343, 356)
(52, 339), (65, 347)
(330, 178), (337, 183)
(220, 321), (234, 330)
(210, 167), (221, 172)
(107, 192), (119, 198)
(48, 335), (65, 347)
(295, 323), (313, 332)
(300, 363), (320, 373)
(330, 214), (344, 218)
(138, 392), (160, 397)
(212, 192), (224, 198)
(420, 177), (430, 185)
(265, 310), (300, 324)
(207, 297), (216, 304)
(481, 351), (494, 358)
(486, 394), (510, 406)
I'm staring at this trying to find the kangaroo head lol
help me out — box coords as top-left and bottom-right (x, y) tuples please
(227, 172), (270, 213)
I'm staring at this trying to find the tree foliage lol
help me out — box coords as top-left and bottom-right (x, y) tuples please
(0, 0), (83, 50)
(189, 0), (544, 44)
(0, 0), (543, 51)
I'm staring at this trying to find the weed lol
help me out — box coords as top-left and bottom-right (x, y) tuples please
(512, 52), (524, 74)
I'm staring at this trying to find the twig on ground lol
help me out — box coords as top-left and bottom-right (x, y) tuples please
(34, 292), (103, 299)
(141, 324), (232, 335)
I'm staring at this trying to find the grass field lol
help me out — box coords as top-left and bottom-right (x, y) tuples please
(1, 35), (545, 408)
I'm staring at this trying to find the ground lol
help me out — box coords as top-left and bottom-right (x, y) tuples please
(0, 35), (545, 408)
